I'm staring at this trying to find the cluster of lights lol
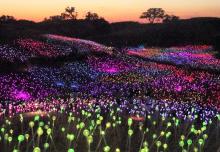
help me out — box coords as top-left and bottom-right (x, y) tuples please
(0, 35), (219, 151)
(17, 39), (74, 57)
(44, 34), (114, 55)
(0, 105), (219, 151)
(126, 45), (220, 71)
(0, 44), (32, 62)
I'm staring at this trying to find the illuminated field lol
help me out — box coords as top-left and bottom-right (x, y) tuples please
(0, 35), (219, 152)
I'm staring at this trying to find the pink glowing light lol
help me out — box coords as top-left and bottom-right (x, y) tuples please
(175, 86), (182, 92)
(103, 67), (118, 73)
(12, 90), (31, 100)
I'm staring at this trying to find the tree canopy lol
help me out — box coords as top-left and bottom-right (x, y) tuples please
(163, 15), (180, 23)
(140, 8), (165, 23)
(85, 12), (100, 21)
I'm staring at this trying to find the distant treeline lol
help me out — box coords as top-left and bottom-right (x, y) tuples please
(0, 17), (220, 49)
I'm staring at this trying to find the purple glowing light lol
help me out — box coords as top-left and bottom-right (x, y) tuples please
(13, 90), (31, 100)
(175, 86), (182, 92)
(103, 67), (118, 73)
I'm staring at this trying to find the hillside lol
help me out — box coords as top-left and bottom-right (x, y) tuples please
(1, 17), (220, 47)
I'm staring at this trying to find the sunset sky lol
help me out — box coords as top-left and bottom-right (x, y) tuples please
(0, 0), (220, 22)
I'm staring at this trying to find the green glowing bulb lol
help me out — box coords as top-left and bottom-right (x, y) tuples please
(143, 141), (148, 147)
(190, 128), (195, 133)
(8, 136), (12, 143)
(83, 129), (89, 137)
(167, 122), (171, 127)
(181, 135), (185, 140)
(9, 129), (13, 134)
(79, 122), (85, 129)
(115, 148), (120, 152)
(201, 126), (206, 132)
(61, 127), (65, 132)
(47, 128), (52, 135)
(20, 115), (23, 122)
(194, 147), (198, 152)
(101, 131), (105, 136)
(99, 116), (103, 121)
(44, 125), (49, 130)
(39, 121), (44, 127)
(1, 128), (5, 133)
(96, 120), (101, 125)
(13, 149), (19, 152)
(33, 147), (41, 152)
(194, 130), (198, 135)
(128, 129), (133, 136)
(29, 121), (35, 128)
(52, 116), (56, 121)
(103, 146), (110, 152)
(163, 143), (168, 149)
(140, 147), (149, 152)
(4, 133), (8, 140)
(68, 148), (75, 152)
(37, 127), (43, 136)
(68, 117), (72, 123)
(175, 120), (179, 126)
(89, 125), (93, 131)
(179, 140), (184, 147)
(25, 134), (29, 140)
(198, 139), (204, 145)
(67, 134), (75, 141)
(128, 118), (133, 126)
(87, 135), (93, 144)
(44, 143), (49, 149)
(18, 135), (24, 142)
(187, 139), (192, 145)
(145, 128), (149, 133)
(34, 115), (40, 121)
(160, 131), (165, 136)
(203, 134), (208, 139)
(106, 122), (111, 129)
(156, 141), (161, 147)
(217, 114), (220, 121)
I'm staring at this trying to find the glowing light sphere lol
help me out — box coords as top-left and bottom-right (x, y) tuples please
(12, 90), (31, 101)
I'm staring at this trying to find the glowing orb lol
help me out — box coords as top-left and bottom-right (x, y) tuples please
(55, 81), (65, 87)
(13, 90), (31, 100)
(175, 86), (182, 92)
(70, 81), (80, 90)
(103, 67), (118, 73)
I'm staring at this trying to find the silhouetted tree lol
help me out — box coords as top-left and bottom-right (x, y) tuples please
(45, 15), (65, 22)
(61, 6), (78, 20)
(85, 12), (100, 21)
(0, 15), (16, 22)
(163, 15), (180, 23)
(140, 8), (165, 23)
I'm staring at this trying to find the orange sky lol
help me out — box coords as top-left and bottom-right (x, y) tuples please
(0, 0), (220, 22)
